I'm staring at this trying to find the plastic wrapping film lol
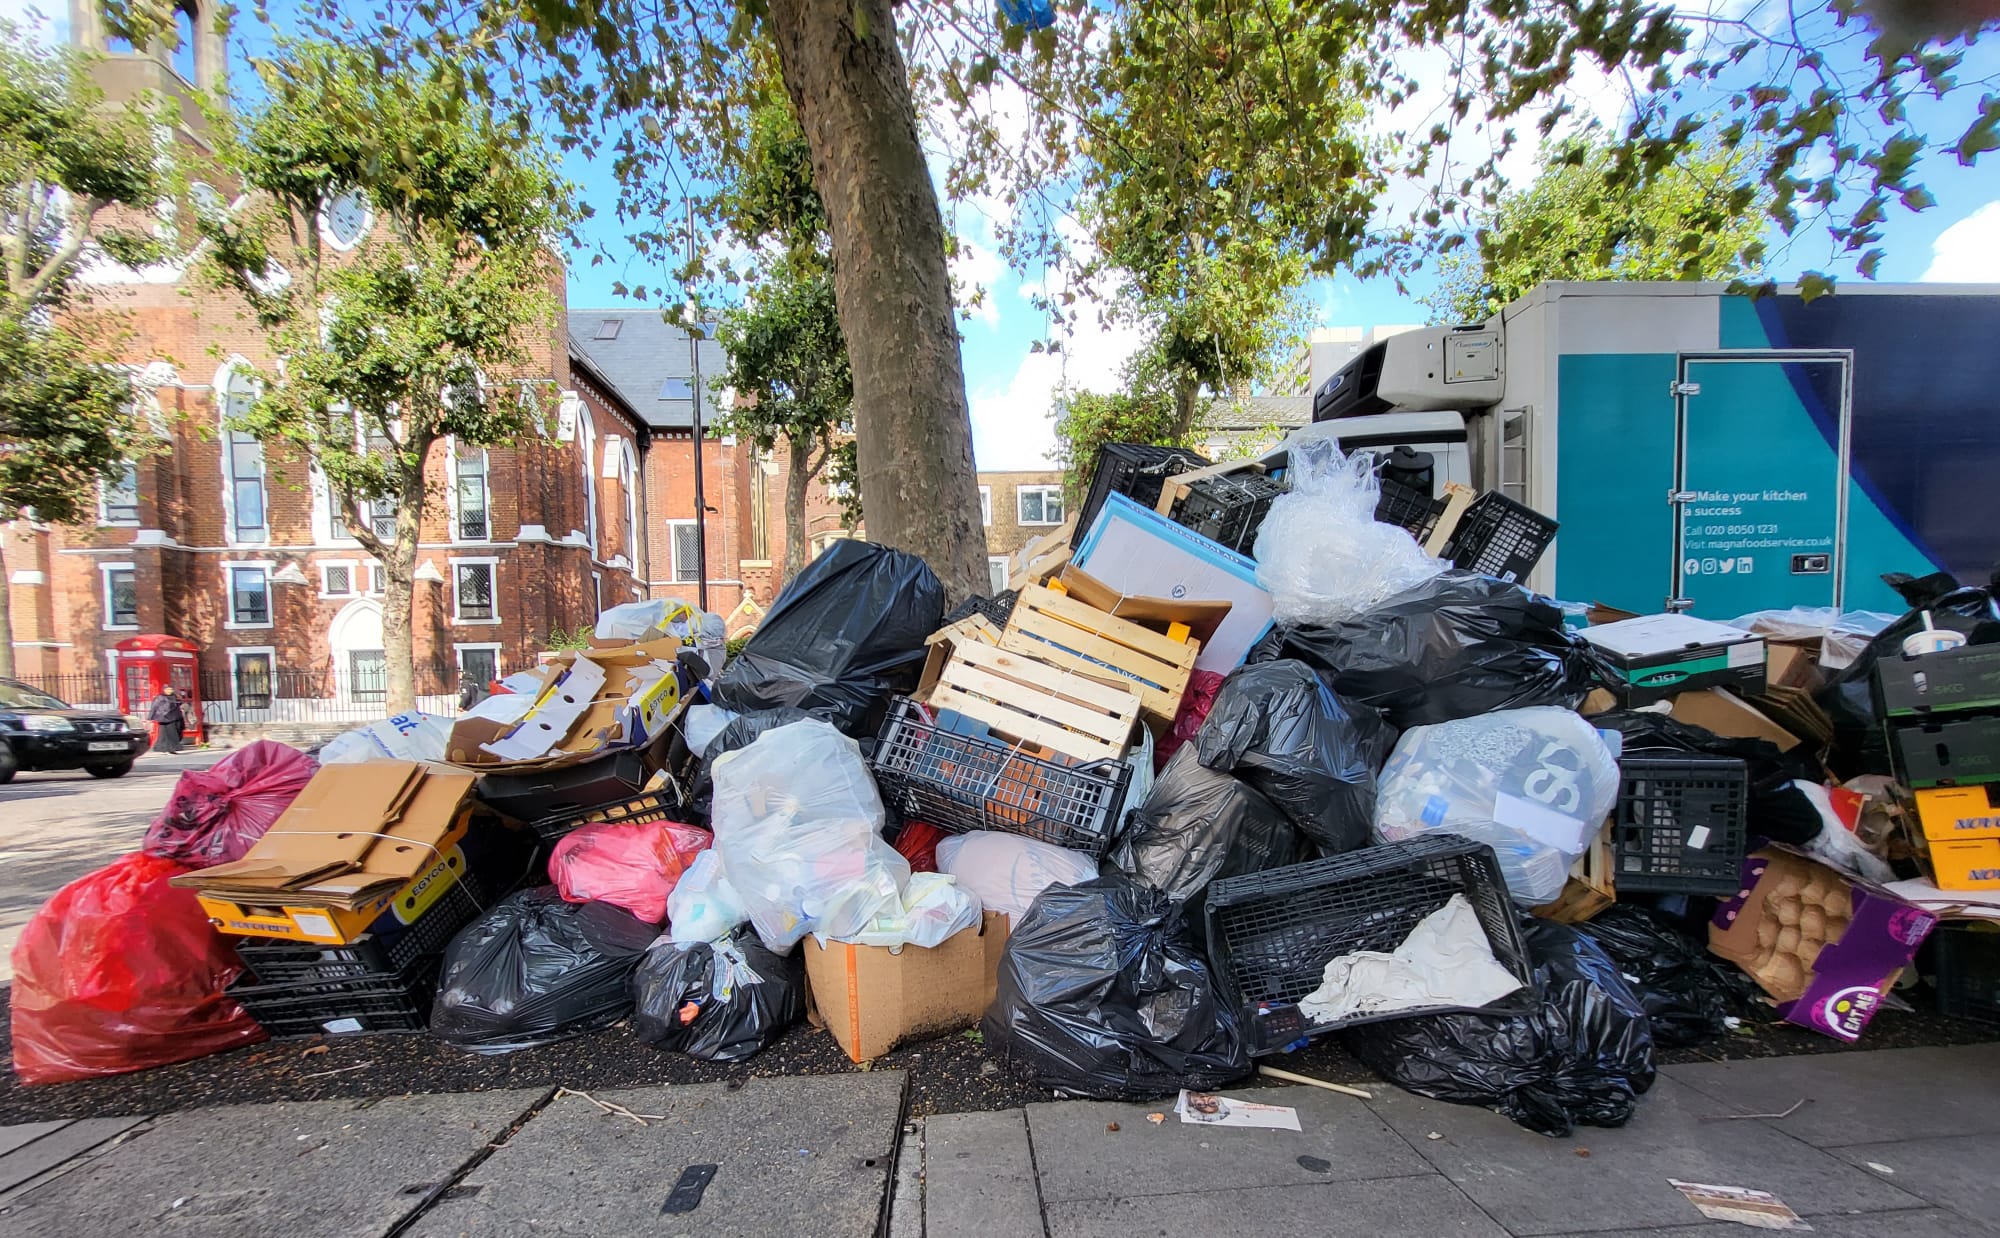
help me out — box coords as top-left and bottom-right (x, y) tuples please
(1195, 660), (1394, 855)
(983, 876), (1250, 1100)
(630, 930), (807, 1062)
(143, 740), (318, 868)
(1343, 919), (1656, 1137)
(1374, 707), (1621, 905)
(713, 539), (944, 736)
(431, 887), (659, 1054)
(1113, 748), (1305, 904)
(1249, 571), (1601, 729)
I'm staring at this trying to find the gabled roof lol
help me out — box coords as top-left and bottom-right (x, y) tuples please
(567, 308), (728, 431)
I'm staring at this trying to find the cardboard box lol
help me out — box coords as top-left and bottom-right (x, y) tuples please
(1765, 640), (1826, 693)
(447, 637), (681, 768)
(1928, 837), (2000, 891)
(1874, 643), (2000, 717)
(1072, 492), (1273, 673)
(196, 839), (473, 944)
(1055, 564), (1232, 650)
(803, 912), (1010, 1062)
(1710, 846), (1937, 1042)
(1912, 785), (2000, 842)
(1888, 713), (2000, 788)
(1669, 688), (1801, 752)
(1582, 613), (1766, 706)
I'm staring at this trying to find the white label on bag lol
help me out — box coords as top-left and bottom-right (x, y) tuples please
(1687, 825), (1712, 851)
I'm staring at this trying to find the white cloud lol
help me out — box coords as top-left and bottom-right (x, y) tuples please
(0, 0), (61, 41)
(1922, 202), (2000, 282)
(967, 314), (1147, 470)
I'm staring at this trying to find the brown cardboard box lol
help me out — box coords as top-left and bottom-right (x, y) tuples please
(1055, 565), (1233, 649)
(803, 912), (1010, 1062)
(170, 761), (477, 910)
(447, 637), (681, 768)
(1766, 640), (1827, 692)
(1670, 688), (1801, 752)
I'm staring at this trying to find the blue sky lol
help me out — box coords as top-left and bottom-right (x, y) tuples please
(13, 0), (1999, 469)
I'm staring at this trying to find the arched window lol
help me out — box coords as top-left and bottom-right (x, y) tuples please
(218, 363), (268, 544)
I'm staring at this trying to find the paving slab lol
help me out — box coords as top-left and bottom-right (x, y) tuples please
(406, 1073), (907, 1238)
(1364, 1074), (1924, 1236)
(1025, 1085), (1426, 1204)
(1830, 1132), (2000, 1234)
(0, 1116), (148, 1196)
(1571, 1206), (1989, 1238)
(0, 1090), (538, 1237)
(1663, 1045), (2000, 1148)
(925, 1108), (1045, 1238)
(0, 1122), (71, 1160)
(1045, 1173), (1507, 1237)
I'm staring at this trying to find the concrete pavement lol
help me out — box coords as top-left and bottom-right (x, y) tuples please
(0, 748), (225, 980)
(3, 1046), (1996, 1236)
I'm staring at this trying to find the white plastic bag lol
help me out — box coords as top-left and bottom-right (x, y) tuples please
(1254, 430), (1443, 624)
(1726, 606), (1898, 672)
(936, 831), (1099, 919)
(595, 598), (695, 642)
(683, 703), (737, 758)
(666, 850), (750, 945)
(840, 873), (983, 948)
(709, 719), (910, 952)
(1373, 706), (1621, 904)
(318, 712), (453, 764)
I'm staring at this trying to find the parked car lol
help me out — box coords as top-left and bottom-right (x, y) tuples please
(0, 679), (149, 784)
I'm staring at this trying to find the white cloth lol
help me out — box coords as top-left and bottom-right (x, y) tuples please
(1298, 894), (1522, 1024)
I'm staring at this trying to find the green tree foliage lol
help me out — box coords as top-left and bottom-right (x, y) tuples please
(197, 41), (572, 710)
(1425, 137), (1773, 323)
(0, 23), (169, 675)
(1050, 382), (1188, 510)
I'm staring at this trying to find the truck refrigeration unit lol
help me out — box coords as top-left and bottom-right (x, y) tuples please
(1307, 281), (2000, 618)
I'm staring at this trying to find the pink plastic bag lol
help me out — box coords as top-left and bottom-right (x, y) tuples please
(143, 740), (319, 868)
(11, 854), (265, 1085)
(549, 819), (713, 924)
(1156, 669), (1226, 773)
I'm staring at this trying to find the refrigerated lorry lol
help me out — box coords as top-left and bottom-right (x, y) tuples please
(1307, 281), (2000, 618)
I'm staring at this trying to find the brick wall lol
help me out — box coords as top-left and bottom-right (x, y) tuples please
(979, 469), (1070, 559)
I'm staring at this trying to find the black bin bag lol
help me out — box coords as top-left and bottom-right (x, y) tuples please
(431, 887), (658, 1054)
(1574, 906), (1758, 1049)
(631, 930), (806, 1063)
(713, 539), (945, 737)
(1194, 660), (1394, 854)
(1820, 582), (2000, 777)
(1248, 570), (1599, 730)
(983, 876), (1250, 1100)
(1113, 747), (1304, 903)
(1343, 919), (1656, 1137)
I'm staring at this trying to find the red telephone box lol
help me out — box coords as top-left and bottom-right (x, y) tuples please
(114, 634), (206, 746)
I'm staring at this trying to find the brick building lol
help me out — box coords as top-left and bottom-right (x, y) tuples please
(978, 469), (1069, 591)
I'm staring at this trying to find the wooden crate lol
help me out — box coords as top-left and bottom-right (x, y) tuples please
(999, 584), (1197, 728)
(926, 614), (1002, 649)
(920, 638), (1141, 764)
(1006, 517), (1077, 590)
(1419, 483), (1478, 556)
(1531, 824), (1616, 924)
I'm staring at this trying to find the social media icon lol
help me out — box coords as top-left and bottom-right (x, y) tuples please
(1682, 557), (1701, 576)
(1737, 557), (1754, 574)
(1719, 559), (1736, 574)
(1701, 558), (1718, 575)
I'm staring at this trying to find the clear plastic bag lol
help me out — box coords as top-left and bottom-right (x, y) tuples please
(682, 704), (737, 759)
(1254, 432), (1443, 624)
(840, 872), (983, 948)
(318, 712), (453, 764)
(708, 719), (910, 952)
(666, 850), (749, 945)
(936, 831), (1099, 919)
(1373, 707), (1621, 904)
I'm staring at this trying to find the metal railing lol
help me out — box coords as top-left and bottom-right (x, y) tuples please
(12, 664), (521, 726)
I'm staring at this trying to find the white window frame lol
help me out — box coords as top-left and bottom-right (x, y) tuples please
(988, 555), (1009, 593)
(318, 188), (375, 251)
(1017, 484), (1064, 526)
(448, 440), (493, 544)
(100, 561), (139, 632)
(98, 460), (140, 527)
(980, 485), (992, 527)
(228, 646), (278, 710)
(449, 556), (501, 626)
(319, 559), (359, 598)
(223, 561), (276, 630)
(215, 359), (269, 546)
(365, 561), (385, 596)
(620, 439), (638, 562)
(666, 519), (700, 584)
(454, 642), (503, 688)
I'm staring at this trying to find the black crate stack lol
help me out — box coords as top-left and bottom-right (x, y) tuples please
(1073, 443), (1211, 548)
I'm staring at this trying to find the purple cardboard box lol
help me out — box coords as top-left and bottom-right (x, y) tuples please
(1710, 846), (1938, 1042)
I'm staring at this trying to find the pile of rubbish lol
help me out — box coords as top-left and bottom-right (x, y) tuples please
(11, 436), (1999, 1142)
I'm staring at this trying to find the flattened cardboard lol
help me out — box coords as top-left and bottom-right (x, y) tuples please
(447, 638), (681, 769)
(1670, 688), (1801, 752)
(1056, 564), (1232, 648)
(1072, 492), (1272, 673)
(803, 912), (1010, 1062)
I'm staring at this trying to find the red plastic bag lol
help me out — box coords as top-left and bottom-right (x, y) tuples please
(143, 740), (319, 868)
(549, 819), (713, 924)
(1156, 669), (1227, 773)
(894, 821), (945, 873)
(10, 853), (265, 1085)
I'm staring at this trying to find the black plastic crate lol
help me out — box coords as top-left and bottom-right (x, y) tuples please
(1441, 491), (1558, 582)
(944, 590), (1019, 628)
(233, 871), (488, 986)
(473, 730), (669, 823)
(1610, 756), (1749, 895)
(529, 788), (685, 846)
(1932, 924), (2000, 1027)
(1168, 472), (1286, 554)
(868, 697), (1130, 856)
(1374, 475), (1449, 540)
(1073, 443), (1210, 548)
(1203, 835), (1535, 1054)
(228, 964), (439, 1038)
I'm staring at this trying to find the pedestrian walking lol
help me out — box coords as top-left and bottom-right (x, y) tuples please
(148, 686), (186, 753)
